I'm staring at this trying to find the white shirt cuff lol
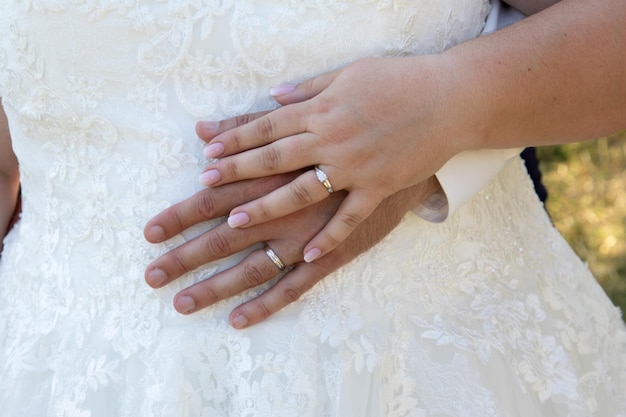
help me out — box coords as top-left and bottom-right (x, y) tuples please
(412, 149), (522, 222)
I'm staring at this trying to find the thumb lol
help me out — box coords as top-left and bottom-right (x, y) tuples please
(270, 67), (341, 105)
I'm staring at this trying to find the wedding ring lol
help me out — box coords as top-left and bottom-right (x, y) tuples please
(263, 243), (285, 271)
(314, 166), (334, 194)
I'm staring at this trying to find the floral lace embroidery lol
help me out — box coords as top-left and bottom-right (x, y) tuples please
(1, 1), (625, 416)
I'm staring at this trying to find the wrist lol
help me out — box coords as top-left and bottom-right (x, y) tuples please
(434, 48), (493, 154)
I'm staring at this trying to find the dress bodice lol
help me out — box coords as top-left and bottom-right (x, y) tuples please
(0, 0), (489, 292)
(2, 4), (626, 417)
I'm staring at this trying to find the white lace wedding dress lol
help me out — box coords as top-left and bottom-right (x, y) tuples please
(1, 1), (625, 416)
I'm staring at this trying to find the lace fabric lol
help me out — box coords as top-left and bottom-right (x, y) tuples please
(1, 1), (625, 416)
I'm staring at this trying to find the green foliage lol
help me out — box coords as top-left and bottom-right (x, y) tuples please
(537, 131), (626, 319)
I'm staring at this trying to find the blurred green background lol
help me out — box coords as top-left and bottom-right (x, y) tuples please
(537, 130), (626, 320)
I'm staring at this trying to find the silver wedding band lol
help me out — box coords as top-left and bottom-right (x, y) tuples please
(263, 243), (285, 271)
(314, 166), (334, 194)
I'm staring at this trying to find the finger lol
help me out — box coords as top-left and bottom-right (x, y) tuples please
(270, 68), (341, 104)
(198, 69), (341, 154)
(227, 260), (332, 329)
(195, 110), (271, 143)
(199, 133), (318, 187)
(144, 175), (296, 242)
(143, 190), (227, 244)
(204, 102), (311, 158)
(302, 192), (380, 263)
(172, 240), (298, 315)
(226, 169), (334, 229)
(145, 222), (261, 288)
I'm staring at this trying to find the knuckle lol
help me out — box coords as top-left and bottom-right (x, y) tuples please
(235, 113), (254, 127)
(242, 263), (267, 288)
(325, 234), (341, 247)
(196, 283), (220, 305)
(256, 202), (272, 221)
(163, 208), (185, 232)
(300, 77), (314, 91)
(339, 211), (363, 229)
(256, 116), (276, 141)
(170, 251), (192, 275)
(203, 232), (231, 258)
(291, 181), (314, 206)
(281, 286), (301, 304)
(311, 95), (333, 116)
(253, 300), (273, 321)
(195, 192), (217, 219)
(261, 145), (281, 171)
(224, 160), (239, 179)
(229, 131), (243, 150)
(311, 256), (336, 274)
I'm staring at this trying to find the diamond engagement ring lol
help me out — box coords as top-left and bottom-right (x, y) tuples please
(314, 166), (334, 194)
(263, 243), (286, 271)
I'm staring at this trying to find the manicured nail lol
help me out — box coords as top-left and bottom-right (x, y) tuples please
(269, 84), (296, 96)
(227, 212), (250, 228)
(203, 142), (224, 158)
(199, 169), (221, 186)
(176, 295), (196, 314)
(231, 313), (248, 329)
(303, 247), (322, 263)
(198, 120), (219, 133)
(146, 268), (168, 287)
(146, 225), (165, 243)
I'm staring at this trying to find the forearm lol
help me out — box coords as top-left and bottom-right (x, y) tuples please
(443, 0), (626, 153)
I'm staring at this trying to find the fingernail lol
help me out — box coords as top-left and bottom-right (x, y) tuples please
(269, 84), (296, 97)
(176, 295), (196, 314)
(199, 169), (221, 186)
(146, 268), (168, 287)
(303, 247), (322, 263)
(203, 142), (224, 158)
(227, 212), (250, 228)
(231, 313), (248, 329)
(198, 120), (219, 132)
(145, 225), (165, 243)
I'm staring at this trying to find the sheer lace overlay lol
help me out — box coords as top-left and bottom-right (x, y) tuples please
(1, 1), (625, 416)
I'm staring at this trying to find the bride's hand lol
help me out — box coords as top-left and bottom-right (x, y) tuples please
(198, 56), (462, 263)
(144, 172), (437, 329)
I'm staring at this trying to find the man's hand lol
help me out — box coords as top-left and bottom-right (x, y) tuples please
(145, 174), (436, 329)
(144, 111), (440, 329)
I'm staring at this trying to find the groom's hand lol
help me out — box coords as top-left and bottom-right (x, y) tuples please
(144, 176), (433, 329)
(144, 112), (438, 328)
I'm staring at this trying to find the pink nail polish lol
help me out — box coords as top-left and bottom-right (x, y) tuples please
(203, 143), (224, 158)
(227, 212), (250, 228)
(303, 247), (322, 263)
(199, 169), (221, 186)
(269, 84), (296, 96)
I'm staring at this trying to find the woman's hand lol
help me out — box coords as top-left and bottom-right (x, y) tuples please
(145, 171), (438, 329)
(198, 56), (463, 263)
